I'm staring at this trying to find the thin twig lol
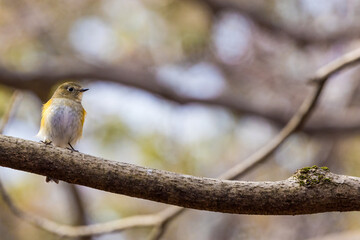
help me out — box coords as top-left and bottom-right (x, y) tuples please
(1, 48), (360, 239)
(147, 207), (184, 240)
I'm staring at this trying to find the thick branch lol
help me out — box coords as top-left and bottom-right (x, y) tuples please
(1, 135), (360, 215)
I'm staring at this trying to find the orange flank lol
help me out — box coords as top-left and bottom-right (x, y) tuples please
(80, 108), (86, 136)
(40, 98), (53, 130)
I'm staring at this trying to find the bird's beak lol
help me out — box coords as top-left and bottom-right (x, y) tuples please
(80, 88), (89, 92)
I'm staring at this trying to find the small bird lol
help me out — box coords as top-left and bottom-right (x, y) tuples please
(37, 82), (88, 183)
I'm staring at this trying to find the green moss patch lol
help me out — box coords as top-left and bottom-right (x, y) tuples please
(295, 165), (332, 188)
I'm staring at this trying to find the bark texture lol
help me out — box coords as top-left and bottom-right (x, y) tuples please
(1, 134), (360, 215)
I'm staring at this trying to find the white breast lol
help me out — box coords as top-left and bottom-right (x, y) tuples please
(38, 98), (83, 148)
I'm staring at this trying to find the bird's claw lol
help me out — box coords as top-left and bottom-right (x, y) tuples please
(67, 143), (79, 152)
(66, 147), (79, 152)
(40, 140), (52, 145)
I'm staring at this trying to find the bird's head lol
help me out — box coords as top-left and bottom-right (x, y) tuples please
(52, 82), (89, 102)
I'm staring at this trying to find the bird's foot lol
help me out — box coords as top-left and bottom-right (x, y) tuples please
(67, 143), (79, 152)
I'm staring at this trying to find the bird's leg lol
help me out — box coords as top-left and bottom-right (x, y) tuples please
(40, 139), (52, 145)
(67, 143), (79, 152)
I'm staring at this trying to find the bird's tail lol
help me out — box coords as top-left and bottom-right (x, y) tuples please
(46, 176), (59, 184)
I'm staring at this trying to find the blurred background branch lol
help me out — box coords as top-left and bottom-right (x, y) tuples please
(0, 178), (168, 237)
(2, 63), (360, 136)
(200, 0), (360, 46)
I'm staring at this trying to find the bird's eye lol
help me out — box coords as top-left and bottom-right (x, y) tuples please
(68, 87), (74, 92)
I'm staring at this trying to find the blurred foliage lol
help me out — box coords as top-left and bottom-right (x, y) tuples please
(0, 86), (13, 117)
(158, 0), (211, 53)
(93, 116), (130, 146)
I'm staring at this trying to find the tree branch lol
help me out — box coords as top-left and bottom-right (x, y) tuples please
(1, 135), (360, 216)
